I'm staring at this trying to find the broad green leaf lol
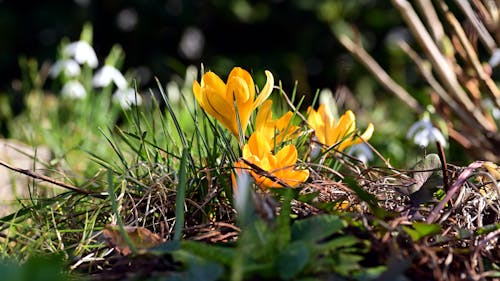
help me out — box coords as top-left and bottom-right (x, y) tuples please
(408, 153), (442, 195)
(276, 241), (310, 280)
(319, 235), (359, 252)
(171, 250), (224, 281)
(333, 252), (364, 276)
(291, 214), (345, 243)
(181, 240), (235, 266)
(149, 240), (181, 255)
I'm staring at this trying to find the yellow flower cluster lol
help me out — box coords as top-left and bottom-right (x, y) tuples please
(307, 104), (374, 152)
(193, 67), (373, 189)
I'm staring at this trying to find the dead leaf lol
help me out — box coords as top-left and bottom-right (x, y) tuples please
(102, 224), (164, 255)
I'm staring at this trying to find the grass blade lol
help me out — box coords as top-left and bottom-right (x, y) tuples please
(174, 148), (189, 241)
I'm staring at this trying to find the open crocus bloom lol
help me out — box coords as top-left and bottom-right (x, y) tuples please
(254, 100), (300, 148)
(192, 67), (274, 139)
(241, 131), (309, 188)
(307, 104), (374, 152)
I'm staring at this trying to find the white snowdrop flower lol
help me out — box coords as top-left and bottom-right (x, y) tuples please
(183, 65), (198, 89)
(167, 81), (181, 104)
(113, 88), (142, 109)
(348, 143), (374, 164)
(61, 80), (87, 99)
(93, 65), (127, 89)
(49, 59), (81, 78)
(64, 41), (98, 68)
(407, 116), (446, 147)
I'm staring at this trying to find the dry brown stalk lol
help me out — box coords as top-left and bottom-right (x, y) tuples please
(335, 32), (424, 114)
(392, 0), (494, 132)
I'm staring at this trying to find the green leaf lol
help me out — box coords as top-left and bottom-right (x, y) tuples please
(172, 250), (224, 281)
(291, 215), (345, 243)
(407, 153), (443, 195)
(476, 223), (500, 235)
(276, 188), (293, 250)
(174, 148), (189, 241)
(402, 222), (441, 241)
(149, 240), (181, 255)
(319, 235), (359, 252)
(180, 240), (235, 266)
(276, 241), (310, 280)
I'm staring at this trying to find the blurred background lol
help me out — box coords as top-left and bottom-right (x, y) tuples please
(0, 0), (479, 166)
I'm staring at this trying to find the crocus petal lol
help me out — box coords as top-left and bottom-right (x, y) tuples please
(255, 100), (273, 129)
(276, 169), (310, 188)
(226, 75), (253, 134)
(192, 67), (273, 139)
(245, 131), (271, 159)
(253, 70), (274, 108)
(242, 130), (308, 188)
(228, 67), (255, 102)
(193, 74), (237, 135)
(275, 145), (298, 167)
(328, 110), (355, 147)
(308, 107), (374, 153)
(339, 123), (374, 151)
(307, 106), (325, 144)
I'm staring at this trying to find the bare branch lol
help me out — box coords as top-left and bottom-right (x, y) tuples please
(455, 0), (498, 54)
(335, 32), (424, 114)
(437, 0), (500, 111)
(392, 0), (495, 132)
(0, 159), (106, 198)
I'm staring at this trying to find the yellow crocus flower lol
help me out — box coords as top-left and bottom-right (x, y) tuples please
(241, 131), (309, 188)
(192, 67), (274, 139)
(254, 100), (300, 147)
(307, 104), (374, 152)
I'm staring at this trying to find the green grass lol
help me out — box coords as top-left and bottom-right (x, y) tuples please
(0, 26), (499, 281)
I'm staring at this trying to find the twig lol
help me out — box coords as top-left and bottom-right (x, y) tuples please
(398, 41), (481, 130)
(0, 159), (106, 198)
(392, 0), (494, 132)
(335, 32), (424, 114)
(454, 0), (497, 54)
(427, 161), (483, 223)
(436, 141), (449, 193)
(436, 0), (500, 110)
(415, 0), (444, 42)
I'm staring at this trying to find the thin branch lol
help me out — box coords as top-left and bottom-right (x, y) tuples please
(415, 0), (445, 42)
(392, 0), (494, 132)
(436, 141), (450, 193)
(335, 32), (424, 114)
(437, 0), (500, 111)
(427, 161), (483, 223)
(0, 160), (106, 198)
(398, 41), (482, 130)
(454, 0), (497, 54)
